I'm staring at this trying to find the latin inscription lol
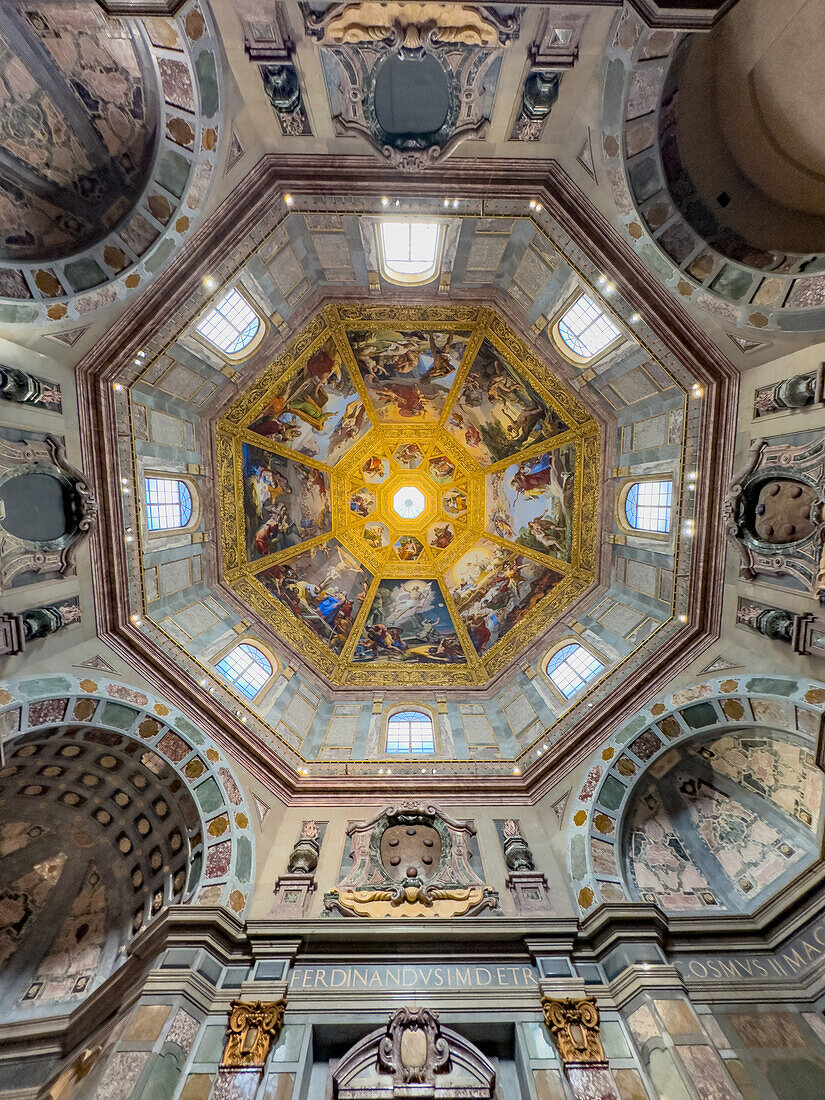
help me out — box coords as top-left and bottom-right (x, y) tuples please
(676, 911), (825, 983)
(290, 963), (539, 992)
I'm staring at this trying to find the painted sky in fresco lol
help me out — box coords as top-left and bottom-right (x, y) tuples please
(486, 443), (576, 562)
(446, 339), (568, 464)
(445, 539), (563, 655)
(248, 338), (370, 464)
(348, 329), (469, 422)
(354, 578), (467, 664)
(257, 539), (372, 654)
(242, 442), (331, 561)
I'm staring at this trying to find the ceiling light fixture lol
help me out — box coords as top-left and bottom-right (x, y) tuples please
(203, 276), (215, 289)
(382, 197), (390, 207)
(513, 766), (521, 775)
(630, 313), (641, 323)
(113, 382), (123, 392)
(678, 614), (687, 623)
(284, 194), (293, 206)
(452, 198), (459, 208)
(534, 203), (542, 212)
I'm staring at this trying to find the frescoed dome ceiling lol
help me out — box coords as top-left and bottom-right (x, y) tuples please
(218, 305), (599, 687)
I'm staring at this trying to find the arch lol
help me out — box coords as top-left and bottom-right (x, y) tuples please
(568, 674), (825, 916)
(551, 292), (622, 364)
(333, 1010), (496, 1098)
(194, 286), (264, 359)
(378, 220), (443, 286)
(544, 641), (605, 701)
(618, 478), (673, 537)
(0, 0), (222, 322)
(385, 708), (436, 755)
(0, 675), (254, 924)
(215, 641), (276, 700)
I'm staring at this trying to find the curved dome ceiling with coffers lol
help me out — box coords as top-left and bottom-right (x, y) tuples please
(218, 305), (599, 687)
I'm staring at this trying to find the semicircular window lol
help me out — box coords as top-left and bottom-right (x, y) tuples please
(196, 289), (261, 356)
(546, 644), (604, 699)
(380, 221), (442, 284)
(557, 294), (621, 360)
(386, 710), (435, 754)
(625, 480), (672, 533)
(144, 478), (193, 531)
(216, 643), (273, 699)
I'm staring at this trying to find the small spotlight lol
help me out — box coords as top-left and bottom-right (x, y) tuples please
(679, 614), (687, 623)
(203, 276), (215, 289)
(443, 199), (450, 208)
(513, 766), (521, 775)
(630, 313), (641, 323)
(394, 199), (400, 207)
(113, 382), (123, 392)
(379, 768), (384, 775)
(301, 767), (308, 776)
(382, 197), (389, 207)
(130, 614), (141, 624)
(284, 194), (293, 206)
(691, 383), (704, 397)
(604, 283), (615, 295)
(125, 534), (133, 543)
(452, 198), (459, 208)
(597, 276), (606, 286)
(535, 203), (542, 212)
(529, 200), (536, 209)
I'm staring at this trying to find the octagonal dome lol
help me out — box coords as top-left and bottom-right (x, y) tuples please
(218, 304), (599, 687)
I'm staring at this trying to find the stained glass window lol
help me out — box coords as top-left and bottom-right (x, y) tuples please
(625, 480), (672, 533)
(196, 288), (261, 355)
(216, 643), (273, 699)
(380, 221), (441, 282)
(144, 477), (193, 531)
(557, 294), (621, 359)
(546, 644), (604, 699)
(386, 710), (435, 754)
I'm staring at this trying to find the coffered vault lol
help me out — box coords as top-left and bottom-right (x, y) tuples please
(79, 158), (735, 793)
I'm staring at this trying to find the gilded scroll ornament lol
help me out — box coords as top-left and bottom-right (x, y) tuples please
(542, 997), (605, 1064)
(221, 999), (286, 1068)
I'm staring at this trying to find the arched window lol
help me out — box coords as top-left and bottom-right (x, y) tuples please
(144, 477), (193, 531)
(546, 643), (604, 699)
(379, 221), (442, 285)
(196, 288), (261, 356)
(625, 480), (672, 533)
(216, 643), (273, 700)
(386, 710), (435, 754)
(555, 293), (621, 361)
